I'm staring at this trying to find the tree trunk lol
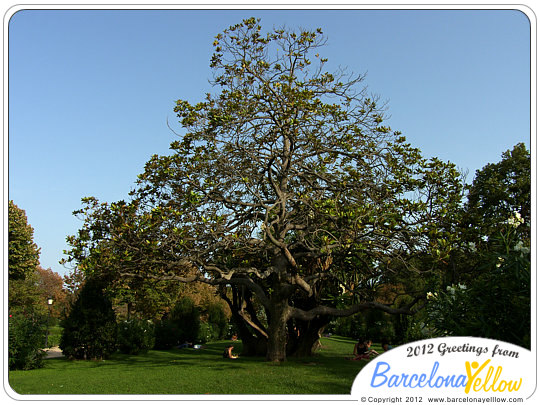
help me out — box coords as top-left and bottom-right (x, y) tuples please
(291, 331), (322, 357)
(287, 316), (330, 357)
(220, 285), (268, 357)
(266, 300), (290, 362)
(240, 335), (268, 357)
(232, 309), (267, 356)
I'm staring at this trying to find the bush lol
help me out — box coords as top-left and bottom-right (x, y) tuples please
(8, 311), (46, 370)
(169, 297), (200, 343)
(153, 319), (182, 349)
(153, 297), (203, 349)
(197, 322), (219, 344)
(117, 319), (155, 355)
(425, 228), (530, 348)
(60, 278), (117, 360)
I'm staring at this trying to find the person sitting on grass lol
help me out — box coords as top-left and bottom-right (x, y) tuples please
(381, 340), (393, 352)
(223, 345), (238, 359)
(364, 340), (380, 357)
(345, 338), (366, 360)
(348, 338), (378, 361)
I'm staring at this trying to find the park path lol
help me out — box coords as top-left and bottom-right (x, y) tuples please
(44, 346), (64, 359)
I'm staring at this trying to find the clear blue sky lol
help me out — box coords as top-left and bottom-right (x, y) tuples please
(7, 8), (531, 278)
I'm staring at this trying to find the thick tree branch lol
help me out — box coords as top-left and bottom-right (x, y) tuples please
(290, 300), (419, 322)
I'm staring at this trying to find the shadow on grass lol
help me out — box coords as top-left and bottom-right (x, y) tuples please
(323, 335), (357, 343)
(44, 341), (253, 370)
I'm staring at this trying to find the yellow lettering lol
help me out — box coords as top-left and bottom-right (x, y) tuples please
(464, 360), (523, 394)
(492, 366), (503, 391)
(482, 366), (494, 392)
(497, 380), (507, 392)
(509, 379), (522, 392)
(465, 360), (491, 394)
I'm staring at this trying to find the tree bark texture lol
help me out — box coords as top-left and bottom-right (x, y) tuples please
(266, 300), (291, 362)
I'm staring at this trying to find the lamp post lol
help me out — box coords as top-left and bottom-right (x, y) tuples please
(45, 297), (53, 348)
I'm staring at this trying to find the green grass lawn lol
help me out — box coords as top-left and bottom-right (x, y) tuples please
(45, 324), (62, 348)
(9, 336), (372, 395)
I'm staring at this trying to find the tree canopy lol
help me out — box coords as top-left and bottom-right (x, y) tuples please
(64, 18), (465, 361)
(464, 142), (530, 244)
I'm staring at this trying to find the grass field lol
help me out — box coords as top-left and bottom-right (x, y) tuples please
(9, 336), (372, 395)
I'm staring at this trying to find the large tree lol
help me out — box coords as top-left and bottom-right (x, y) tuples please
(64, 18), (464, 362)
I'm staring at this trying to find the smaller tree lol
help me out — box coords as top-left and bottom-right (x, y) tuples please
(8, 201), (40, 281)
(8, 272), (46, 318)
(464, 143), (530, 245)
(8, 201), (46, 317)
(36, 266), (67, 319)
(8, 201), (47, 370)
(60, 277), (117, 360)
(425, 143), (531, 348)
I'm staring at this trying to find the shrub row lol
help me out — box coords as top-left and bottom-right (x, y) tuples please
(58, 281), (230, 360)
(9, 313), (226, 370)
(61, 316), (227, 357)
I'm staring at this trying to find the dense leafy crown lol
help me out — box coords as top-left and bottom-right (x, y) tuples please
(65, 18), (463, 317)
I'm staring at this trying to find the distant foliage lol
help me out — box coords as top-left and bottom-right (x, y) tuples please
(8, 310), (46, 370)
(197, 322), (219, 344)
(36, 266), (68, 318)
(206, 302), (228, 340)
(117, 319), (155, 355)
(60, 278), (117, 360)
(328, 313), (364, 338)
(328, 310), (397, 343)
